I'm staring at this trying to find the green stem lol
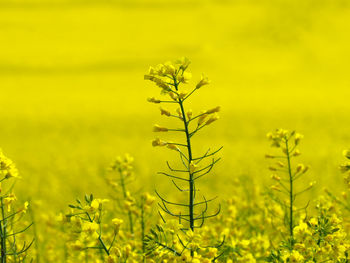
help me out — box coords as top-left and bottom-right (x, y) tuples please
(119, 169), (134, 234)
(85, 243), (89, 263)
(174, 76), (195, 257)
(29, 205), (40, 263)
(61, 224), (68, 263)
(0, 198), (6, 263)
(285, 139), (294, 246)
(98, 236), (109, 256)
(140, 201), (146, 263)
(85, 212), (109, 256)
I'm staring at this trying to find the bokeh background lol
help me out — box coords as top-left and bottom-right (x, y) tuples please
(1, 0), (350, 209)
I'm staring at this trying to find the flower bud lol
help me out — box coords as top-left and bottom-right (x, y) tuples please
(196, 75), (210, 89)
(147, 97), (161, 103)
(293, 149), (301, 156)
(112, 218), (123, 234)
(206, 106), (221, 114)
(187, 110), (193, 120)
(163, 62), (176, 75)
(276, 161), (285, 168)
(176, 57), (191, 70)
(198, 112), (208, 126)
(189, 161), (197, 173)
(178, 91), (188, 99)
(271, 174), (281, 181)
(160, 107), (171, 116)
(153, 125), (168, 132)
(294, 133), (304, 145)
(205, 114), (219, 126)
(343, 150), (350, 160)
(296, 164), (305, 173)
(270, 185), (280, 191)
(167, 143), (179, 151)
(152, 138), (167, 147)
(169, 92), (178, 101)
(178, 72), (192, 83)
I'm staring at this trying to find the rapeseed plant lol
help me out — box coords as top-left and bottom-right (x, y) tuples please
(61, 153), (158, 262)
(0, 150), (33, 263)
(64, 195), (122, 262)
(106, 154), (156, 262)
(325, 149), (350, 213)
(268, 198), (350, 262)
(106, 154), (136, 234)
(265, 130), (313, 249)
(144, 58), (222, 259)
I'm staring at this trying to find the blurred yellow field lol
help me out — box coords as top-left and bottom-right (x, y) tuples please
(1, 0), (350, 262)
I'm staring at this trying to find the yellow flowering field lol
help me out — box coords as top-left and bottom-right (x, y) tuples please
(1, 0), (350, 262)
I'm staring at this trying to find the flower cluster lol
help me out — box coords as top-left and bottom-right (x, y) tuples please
(0, 149), (19, 180)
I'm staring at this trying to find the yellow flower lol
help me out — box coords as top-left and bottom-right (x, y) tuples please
(19, 201), (29, 214)
(176, 57), (191, 70)
(186, 230), (202, 250)
(106, 255), (116, 263)
(309, 217), (318, 226)
(70, 240), (84, 251)
(90, 199), (100, 210)
(142, 192), (156, 208)
(289, 250), (304, 263)
(294, 222), (310, 238)
(178, 72), (192, 84)
(3, 193), (17, 212)
(84, 199), (108, 213)
(207, 247), (217, 258)
(163, 62), (176, 75)
(82, 222), (99, 235)
(0, 150), (19, 179)
(124, 244), (132, 257)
